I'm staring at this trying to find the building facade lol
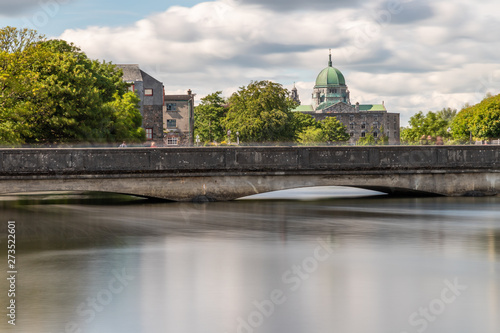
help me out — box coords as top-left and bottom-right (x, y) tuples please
(117, 64), (194, 145)
(293, 53), (400, 145)
(164, 90), (195, 146)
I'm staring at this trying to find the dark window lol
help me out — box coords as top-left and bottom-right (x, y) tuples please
(374, 132), (378, 138)
(361, 132), (366, 138)
(167, 119), (177, 128)
(167, 137), (178, 145)
(167, 103), (177, 111)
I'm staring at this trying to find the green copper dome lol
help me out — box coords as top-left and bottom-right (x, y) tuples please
(314, 53), (346, 87)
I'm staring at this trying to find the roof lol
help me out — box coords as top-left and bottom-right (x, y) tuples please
(358, 104), (387, 112)
(116, 64), (143, 82)
(293, 105), (314, 112)
(315, 66), (346, 87)
(165, 95), (193, 101)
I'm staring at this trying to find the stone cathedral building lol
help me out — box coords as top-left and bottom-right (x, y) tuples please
(293, 52), (400, 144)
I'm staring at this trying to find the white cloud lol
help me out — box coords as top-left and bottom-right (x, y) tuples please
(59, 0), (500, 125)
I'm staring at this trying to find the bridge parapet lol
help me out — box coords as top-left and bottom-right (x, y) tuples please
(0, 146), (498, 175)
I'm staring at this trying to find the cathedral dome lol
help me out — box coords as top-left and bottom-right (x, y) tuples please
(315, 66), (346, 87)
(314, 52), (346, 87)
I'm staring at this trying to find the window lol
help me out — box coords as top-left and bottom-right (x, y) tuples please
(361, 123), (366, 129)
(350, 132), (354, 137)
(128, 84), (135, 92)
(145, 128), (153, 140)
(167, 137), (178, 145)
(394, 131), (398, 138)
(374, 132), (378, 138)
(166, 119), (177, 128)
(144, 88), (153, 96)
(350, 123), (354, 130)
(373, 123), (378, 130)
(387, 131), (390, 138)
(361, 132), (366, 138)
(349, 115), (354, 121)
(374, 116), (378, 121)
(166, 103), (177, 111)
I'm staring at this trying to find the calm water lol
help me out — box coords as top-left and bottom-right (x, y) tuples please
(0, 188), (499, 333)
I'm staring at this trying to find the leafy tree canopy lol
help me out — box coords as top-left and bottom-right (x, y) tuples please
(224, 80), (298, 143)
(400, 109), (456, 144)
(451, 94), (500, 140)
(0, 26), (144, 145)
(194, 91), (227, 142)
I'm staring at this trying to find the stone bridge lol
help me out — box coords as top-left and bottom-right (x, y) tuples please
(0, 146), (498, 201)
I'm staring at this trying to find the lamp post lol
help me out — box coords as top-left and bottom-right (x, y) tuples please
(236, 131), (240, 145)
(227, 130), (231, 145)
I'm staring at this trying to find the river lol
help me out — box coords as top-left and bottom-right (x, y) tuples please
(0, 187), (499, 333)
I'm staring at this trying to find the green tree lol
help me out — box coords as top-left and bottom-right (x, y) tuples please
(297, 127), (324, 144)
(291, 112), (319, 140)
(224, 80), (298, 143)
(400, 110), (454, 144)
(451, 94), (500, 141)
(0, 27), (144, 144)
(320, 116), (349, 143)
(194, 91), (227, 142)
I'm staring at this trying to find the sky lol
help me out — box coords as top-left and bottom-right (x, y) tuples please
(2, 0), (500, 125)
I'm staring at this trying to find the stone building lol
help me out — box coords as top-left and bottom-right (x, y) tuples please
(164, 90), (195, 146)
(117, 64), (194, 145)
(293, 52), (400, 145)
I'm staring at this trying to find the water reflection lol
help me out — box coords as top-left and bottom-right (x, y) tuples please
(0, 190), (499, 333)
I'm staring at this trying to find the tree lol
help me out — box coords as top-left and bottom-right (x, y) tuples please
(0, 27), (144, 144)
(297, 116), (349, 145)
(291, 112), (319, 140)
(320, 116), (349, 142)
(0, 26), (44, 53)
(224, 80), (298, 143)
(451, 94), (500, 141)
(400, 110), (455, 144)
(297, 127), (324, 144)
(194, 91), (227, 142)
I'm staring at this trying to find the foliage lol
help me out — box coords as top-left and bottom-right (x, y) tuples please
(224, 80), (298, 142)
(297, 127), (324, 144)
(291, 112), (319, 140)
(451, 94), (500, 140)
(0, 27), (144, 144)
(297, 116), (349, 144)
(320, 116), (349, 142)
(400, 109), (455, 144)
(194, 91), (227, 142)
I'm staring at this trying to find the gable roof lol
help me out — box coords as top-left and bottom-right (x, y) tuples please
(116, 64), (143, 82)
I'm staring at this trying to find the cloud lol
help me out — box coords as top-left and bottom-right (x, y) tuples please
(0, 0), (69, 16)
(233, 0), (361, 11)
(59, 0), (500, 125)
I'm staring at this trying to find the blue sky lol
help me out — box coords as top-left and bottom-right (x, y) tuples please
(2, 0), (500, 124)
